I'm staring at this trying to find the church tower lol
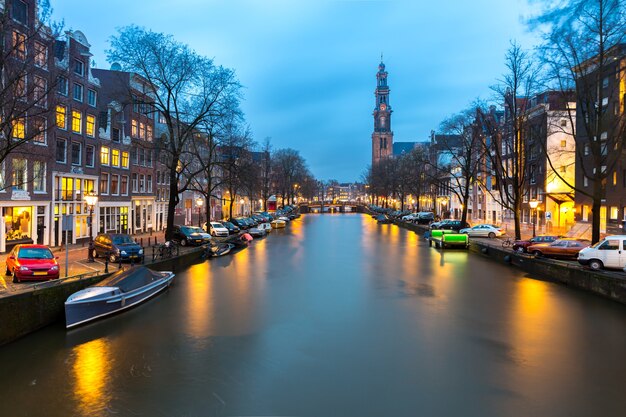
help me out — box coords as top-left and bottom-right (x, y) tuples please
(372, 59), (393, 165)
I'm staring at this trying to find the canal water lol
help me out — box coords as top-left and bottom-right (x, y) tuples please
(2, 214), (626, 417)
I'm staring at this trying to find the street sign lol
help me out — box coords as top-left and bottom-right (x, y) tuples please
(62, 214), (74, 231)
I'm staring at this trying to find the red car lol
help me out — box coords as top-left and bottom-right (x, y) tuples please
(5, 244), (60, 283)
(512, 235), (562, 253)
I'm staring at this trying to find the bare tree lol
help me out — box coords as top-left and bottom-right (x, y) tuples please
(0, 0), (61, 188)
(272, 148), (308, 206)
(531, 0), (626, 242)
(107, 26), (240, 239)
(478, 42), (541, 239)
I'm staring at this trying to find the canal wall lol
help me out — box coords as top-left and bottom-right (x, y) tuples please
(386, 217), (626, 305)
(0, 246), (206, 346)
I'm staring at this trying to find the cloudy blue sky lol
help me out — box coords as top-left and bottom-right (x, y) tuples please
(53, 0), (539, 182)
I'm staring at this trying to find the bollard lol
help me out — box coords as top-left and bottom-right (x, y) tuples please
(140, 237), (143, 247)
(104, 255), (109, 274)
(87, 238), (95, 263)
(141, 247), (145, 264)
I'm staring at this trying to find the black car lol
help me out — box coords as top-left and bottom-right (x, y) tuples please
(438, 220), (470, 232)
(93, 233), (144, 263)
(169, 225), (211, 246)
(230, 217), (250, 230)
(221, 221), (240, 235)
(376, 214), (392, 224)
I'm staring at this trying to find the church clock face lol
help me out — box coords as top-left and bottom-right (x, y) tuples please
(380, 103), (387, 111)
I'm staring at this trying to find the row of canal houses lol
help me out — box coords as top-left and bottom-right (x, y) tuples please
(1, 0), (171, 252)
(431, 46), (626, 238)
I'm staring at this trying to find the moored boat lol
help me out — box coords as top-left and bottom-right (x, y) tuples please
(65, 266), (175, 329)
(271, 219), (287, 229)
(206, 242), (234, 257)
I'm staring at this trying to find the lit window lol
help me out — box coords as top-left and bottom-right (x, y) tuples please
(12, 158), (27, 191)
(34, 41), (47, 68)
(121, 151), (129, 169)
(56, 105), (67, 129)
(111, 174), (119, 195)
(100, 146), (110, 165)
(146, 125), (153, 141)
(139, 122), (145, 139)
(111, 149), (120, 167)
(121, 176), (128, 195)
(12, 31), (26, 60)
(33, 118), (46, 143)
(86, 114), (96, 137)
(613, 171), (617, 186)
(131, 120), (138, 137)
(560, 140), (567, 147)
(12, 118), (25, 139)
(100, 172), (109, 195)
(71, 110), (82, 133)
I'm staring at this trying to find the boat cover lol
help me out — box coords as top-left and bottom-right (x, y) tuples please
(94, 267), (162, 293)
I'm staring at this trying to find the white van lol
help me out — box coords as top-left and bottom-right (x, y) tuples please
(577, 235), (626, 270)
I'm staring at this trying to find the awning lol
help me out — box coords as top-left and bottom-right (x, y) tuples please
(545, 193), (574, 204)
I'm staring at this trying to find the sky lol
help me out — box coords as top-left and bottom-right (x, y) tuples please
(52, 0), (540, 182)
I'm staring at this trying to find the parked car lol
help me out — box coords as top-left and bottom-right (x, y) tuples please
(578, 235), (626, 270)
(512, 235), (562, 253)
(230, 217), (250, 230)
(93, 233), (144, 263)
(5, 244), (59, 283)
(206, 222), (229, 237)
(376, 214), (392, 224)
(459, 224), (504, 238)
(527, 238), (590, 259)
(430, 219), (468, 231)
(169, 225), (211, 246)
(221, 221), (240, 235)
(414, 212), (435, 224)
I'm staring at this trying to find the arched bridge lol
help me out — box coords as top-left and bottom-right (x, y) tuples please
(298, 202), (366, 214)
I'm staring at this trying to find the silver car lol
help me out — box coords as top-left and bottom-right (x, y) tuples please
(459, 224), (504, 238)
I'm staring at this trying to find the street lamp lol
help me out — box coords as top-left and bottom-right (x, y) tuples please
(84, 191), (98, 262)
(529, 199), (539, 238)
(196, 197), (204, 228)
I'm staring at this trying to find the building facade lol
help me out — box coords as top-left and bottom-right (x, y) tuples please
(372, 60), (393, 165)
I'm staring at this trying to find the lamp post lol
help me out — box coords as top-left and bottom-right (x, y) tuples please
(84, 191), (98, 263)
(529, 199), (539, 238)
(196, 197), (204, 228)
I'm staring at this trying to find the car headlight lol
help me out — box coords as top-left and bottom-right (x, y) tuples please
(50, 265), (59, 271)
(115, 249), (120, 255)
(19, 266), (29, 271)
(120, 250), (127, 255)
(138, 249), (144, 255)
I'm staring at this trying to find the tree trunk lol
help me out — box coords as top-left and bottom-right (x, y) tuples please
(591, 181), (603, 244)
(513, 198), (522, 240)
(229, 193), (235, 219)
(165, 166), (179, 241)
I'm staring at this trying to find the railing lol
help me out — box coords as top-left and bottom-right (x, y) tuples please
(30, 270), (102, 290)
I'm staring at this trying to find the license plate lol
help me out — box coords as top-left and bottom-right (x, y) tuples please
(130, 255), (138, 259)
(33, 271), (47, 276)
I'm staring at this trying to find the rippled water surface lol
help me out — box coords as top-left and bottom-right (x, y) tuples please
(2, 214), (626, 417)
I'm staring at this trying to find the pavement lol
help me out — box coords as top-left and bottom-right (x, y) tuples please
(0, 230), (168, 297)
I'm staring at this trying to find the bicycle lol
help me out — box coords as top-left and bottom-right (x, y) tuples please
(501, 237), (513, 249)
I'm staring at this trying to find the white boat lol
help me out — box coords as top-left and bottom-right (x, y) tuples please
(258, 223), (272, 233)
(271, 219), (287, 229)
(65, 266), (175, 329)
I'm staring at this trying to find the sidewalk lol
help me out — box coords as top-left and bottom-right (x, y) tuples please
(0, 230), (167, 297)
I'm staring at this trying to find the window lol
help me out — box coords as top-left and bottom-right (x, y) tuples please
(583, 176), (589, 187)
(147, 150), (152, 167)
(121, 175), (128, 195)
(33, 76), (47, 105)
(56, 139), (67, 163)
(603, 77), (610, 88)
(71, 142), (81, 165)
(86, 114), (96, 137)
(139, 122), (145, 139)
(58, 76), (68, 96)
(131, 147), (137, 165)
(33, 161), (45, 192)
(12, 158), (27, 191)
(584, 143), (590, 156)
(100, 172), (109, 195)
(111, 149), (120, 167)
(100, 146), (110, 165)
(34, 41), (47, 68)
(56, 105), (67, 129)
(131, 120), (138, 137)
(610, 207), (619, 220)
(111, 174), (119, 195)
(560, 119), (567, 127)
(12, 0), (28, 24)
(74, 59), (84, 76)
(132, 173), (138, 192)
(560, 140), (567, 147)
(139, 148), (145, 166)
(12, 118), (25, 139)
(112, 128), (120, 142)
(147, 175), (152, 193)
(139, 174), (145, 192)
(12, 31), (26, 60)
(560, 166), (567, 173)
(71, 110), (82, 133)
(147, 125), (153, 141)
(33, 118), (46, 144)
(73, 83), (83, 102)
(87, 89), (97, 107)
(121, 151), (129, 169)
(613, 171), (617, 186)
(156, 171), (160, 184)
(16, 73), (26, 98)
(86, 145), (95, 167)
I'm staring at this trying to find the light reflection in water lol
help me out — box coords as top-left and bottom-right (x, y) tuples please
(185, 262), (213, 337)
(71, 338), (112, 415)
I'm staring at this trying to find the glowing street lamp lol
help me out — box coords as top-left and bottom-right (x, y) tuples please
(196, 197), (204, 228)
(84, 191), (98, 263)
(529, 199), (539, 238)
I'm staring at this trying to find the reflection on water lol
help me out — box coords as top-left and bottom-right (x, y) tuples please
(1, 213), (626, 417)
(72, 338), (112, 415)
